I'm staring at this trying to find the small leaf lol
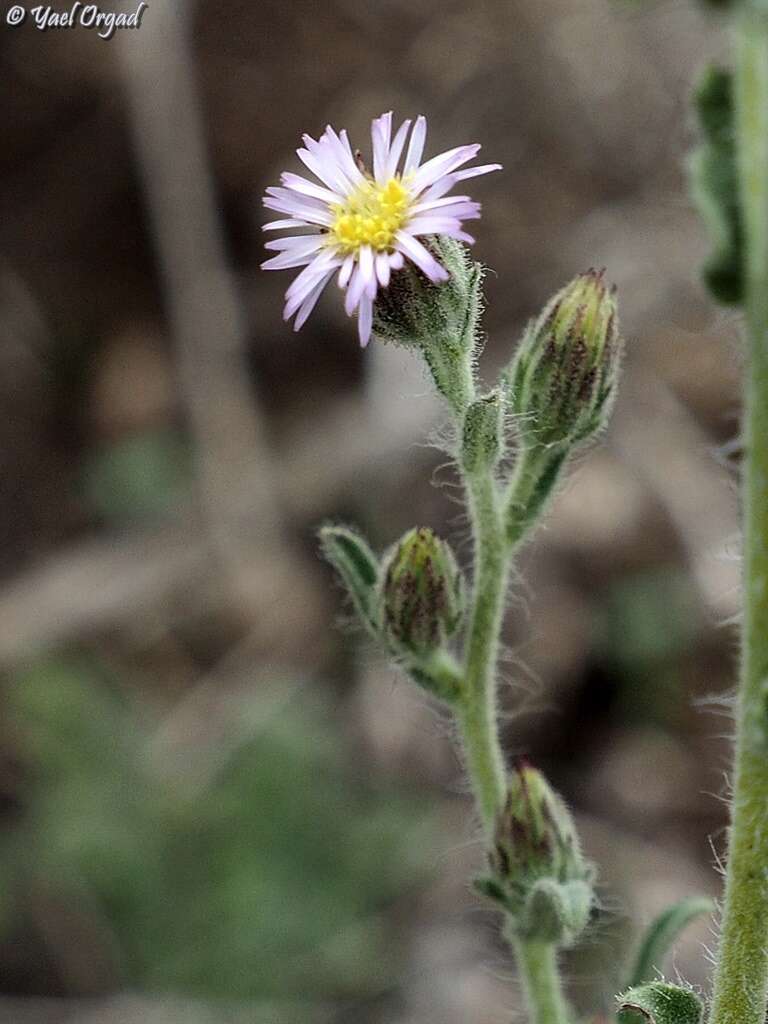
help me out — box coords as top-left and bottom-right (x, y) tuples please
(628, 895), (714, 989)
(319, 524), (380, 635)
(617, 982), (703, 1024)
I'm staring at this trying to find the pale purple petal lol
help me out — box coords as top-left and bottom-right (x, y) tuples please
(345, 263), (368, 315)
(262, 250), (322, 271)
(409, 144), (482, 195)
(358, 293), (374, 347)
(285, 249), (342, 301)
(375, 251), (391, 287)
(338, 254), (355, 288)
(403, 115), (427, 176)
(280, 172), (341, 205)
(406, 217), (465, 236)
(372, 112), (393, 184)
(384, 118), (412, 179)
(262, 218), (316, 231)
(265, 186), (329, 210)
(264, 235), (325, 253)
(322, 126), (366, 187)
(390, 251), (405, 271)
(293, 270), (336, 331)
(394, 230), (450, 282)
(411, 194), (478, 215)
(263, 196), (333, 227)
(297, 144), (351, 194)
(420, 164), (502, 201)
(358, 245), (377, 299)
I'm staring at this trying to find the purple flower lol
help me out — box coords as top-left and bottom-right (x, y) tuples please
(261, 113), (500, 346)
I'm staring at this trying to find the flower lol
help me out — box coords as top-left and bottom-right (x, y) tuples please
(261, 112), (500, 346)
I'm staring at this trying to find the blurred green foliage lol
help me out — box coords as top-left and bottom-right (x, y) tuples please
(82, 429), (192, 524)
(0, 659), (436, 1007)
(597, 569), (701, 724)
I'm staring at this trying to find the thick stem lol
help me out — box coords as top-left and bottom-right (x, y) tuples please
(513, 940), (570, 1024)
(710, 10), (768, 1024)
(458, 468), (508, 832)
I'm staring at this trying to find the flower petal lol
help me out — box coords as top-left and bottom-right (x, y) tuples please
(403, 115), (427, 175)
(384, 118), (412, 179)
(375, 251), (391, 288)
(358, 293), (374, 347)
(409, 144), (482, 195)
(293, 270), (336, 331)
(280, 172), (341, 205)
(394, 231), (450, 283)
(372, 111), (393, 183)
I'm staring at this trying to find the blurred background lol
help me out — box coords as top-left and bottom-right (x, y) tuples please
(0, 1), (743, 1021)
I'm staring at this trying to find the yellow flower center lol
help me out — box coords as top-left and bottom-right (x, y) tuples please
(329, 177), (410, 253)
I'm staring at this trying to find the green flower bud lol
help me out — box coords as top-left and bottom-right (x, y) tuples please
(380, 527), (464, 657)
(617, 982), (703, 1024)
(461, 390), (504, 475)
(508, 270), (621, 449)
(476, 761), (594, 945)
(372, 236), (484, 412)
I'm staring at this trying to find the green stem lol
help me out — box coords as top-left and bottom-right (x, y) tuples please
(513, 939), (570, 1024)
(458, 467), (508, 832)
(505, 445), (567, 547)
(710, 10), (768, 1024)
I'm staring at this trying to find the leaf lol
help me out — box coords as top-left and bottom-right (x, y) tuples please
(628, 896), (715, 988)
(688, 66), (743, 306)
(617, 982), (703, 1024)
(318, 524), (381, 635)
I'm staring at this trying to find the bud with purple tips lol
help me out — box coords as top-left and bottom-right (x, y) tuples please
(508, 270), (622, 451)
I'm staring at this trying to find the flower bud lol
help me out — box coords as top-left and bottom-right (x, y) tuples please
(508, 270), (621, 449)
(380, 527), (464, 657)
(476, 761), (594, 945)
(618, 982), (703, 1024)
(461, 391), (504, 475)
(372, 236), (484, 411)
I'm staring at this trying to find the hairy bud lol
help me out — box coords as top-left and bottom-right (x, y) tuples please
(380, 527), (464, 657)
(617, 982), (703, 1024)
(461, 391), (504, 475)
(372, 236), (483, 411)
(508, 270), (621, 449)
(476, 761), (594, 946)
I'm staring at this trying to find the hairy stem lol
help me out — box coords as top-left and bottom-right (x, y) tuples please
(710, 9), (768, 1024)
(513, 939), (570, 1024)
(458, 466), (508, 832)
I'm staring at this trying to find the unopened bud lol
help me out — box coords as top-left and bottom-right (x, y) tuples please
(508, 270), (621, 449)
(476, 761), (594, 945)
(461, 391), (504, 475)
(380, 527), (464, 657)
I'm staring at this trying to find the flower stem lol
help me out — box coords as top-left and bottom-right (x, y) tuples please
(710, 9), (768, 1024)
(512, 939), (570, 1024)
(457, 466), (508, 832)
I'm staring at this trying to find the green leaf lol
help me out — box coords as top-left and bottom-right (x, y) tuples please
(318, 524), (380, 635)
(688, 66), (744, 306)
(617, 982), (703, 1024)
(628, 896), (715, 988)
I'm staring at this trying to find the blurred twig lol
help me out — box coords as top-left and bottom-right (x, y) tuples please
(116, 3), (284, 592)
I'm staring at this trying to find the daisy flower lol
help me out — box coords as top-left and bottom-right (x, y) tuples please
(261, 112), (500, 346)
